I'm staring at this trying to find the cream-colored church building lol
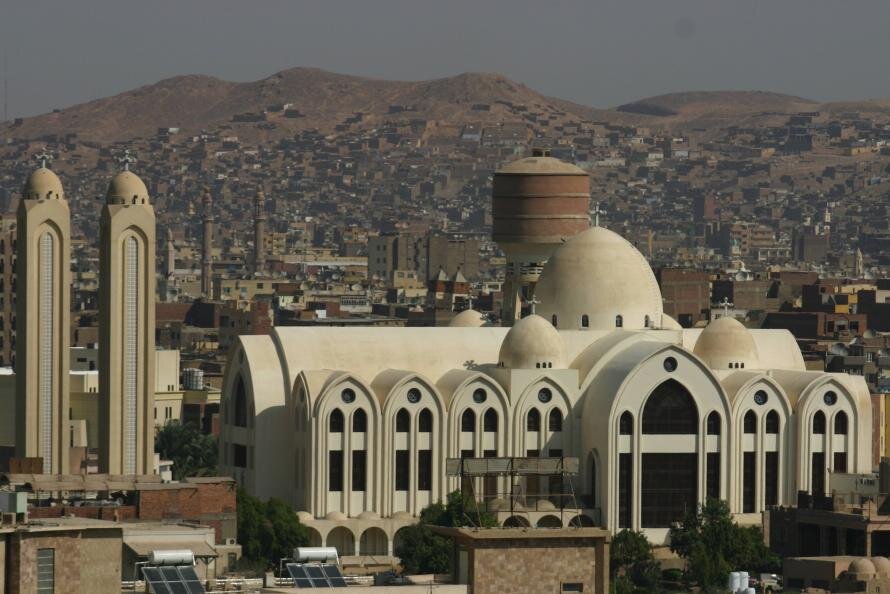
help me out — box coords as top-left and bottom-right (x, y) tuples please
(219, 159), (872, 555)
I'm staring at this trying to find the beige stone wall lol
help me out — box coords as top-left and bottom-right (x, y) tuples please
(469, 537), (605, 594)
(0, 534), (6, 594)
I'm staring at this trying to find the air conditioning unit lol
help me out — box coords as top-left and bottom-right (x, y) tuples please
(225, 538), (236, 546)
(1, 512), (16, 526)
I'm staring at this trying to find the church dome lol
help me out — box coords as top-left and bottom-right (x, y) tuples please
(871, 557), (890, 576)
(533, 226), (663, 330)
(23, 167), (64, 200)
(849, 557), (876, 578)
(449, 309), (486, 327)
(498, 314), (566, 369)
(106, 171), (149, 205)
(693, 316), (760, 370)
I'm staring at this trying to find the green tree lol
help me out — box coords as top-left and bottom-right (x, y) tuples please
(669, 499), (778, 589)
(236, 489), (310, 572)
(610, 530), (661, 593)
(154, 420), (218, 480)
(395, 490), (497, 574)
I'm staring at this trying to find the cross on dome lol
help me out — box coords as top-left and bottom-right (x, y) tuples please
(719, 297), (734, 316)
(34, 149), (52, 169)
(592, 201), (607, 227)
(117, 149), (136, 172)
(527, 296), (541, 315)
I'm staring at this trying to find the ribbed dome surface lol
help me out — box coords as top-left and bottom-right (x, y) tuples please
(533, 226), (663, 331)
(498, 314), (566, 369)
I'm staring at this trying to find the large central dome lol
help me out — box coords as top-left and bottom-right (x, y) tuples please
(533, 226), (664, 331)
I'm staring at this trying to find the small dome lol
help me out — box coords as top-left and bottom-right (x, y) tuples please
(534, 227), (663, 331)
(849, 557), (876, 577)
(325, 511), (348, 521)
(488, 498), (509, 512)
(23, 167), (64, 200)
(661, 314), (683, 330)
(296, 511), (313, 523)
(498, 314), (566, 369)
(391, 511), (414, 520)
(357, 511), (380, 520)
(106, 171), (149, 205)
(871, 557), (890, 575)
(693, 316), (760, 370)
(535, 500), (556, 511)
(449, 309), (486, 327)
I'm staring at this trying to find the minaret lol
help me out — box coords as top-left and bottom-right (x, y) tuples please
(201, 186), (213, 296)
(855, 247), (864, 277)
(165, 227), (175, 277)
(253, 189), (266, 275)
(99, 154), (156, 474)
(15, 151), (71, 474)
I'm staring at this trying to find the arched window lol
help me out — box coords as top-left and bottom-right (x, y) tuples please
(396, 408), (410, 432)
(834, 411), (848, 435)
(743, 411), (757, 434)
(483, 409), (497, 432)
(706, 411), (721, 435)
(329, 409), (344, 433)
(461, 409), (475, 432)
(813, 411), (826, 435)
(765, 410), (779, 434)
(619, 412), (633, 435)
(642, 380), (698, 434)
(581, 314), (589, 328)
(615, 314), (623, 328)
(551, 314), (558, 328)
(352, 409), (367, 432)
(644, 314), (651, 328)
(527, 409), (541, 432)
(418, 409), (433, 433)
(234, 375), (247, 427)
(549, 409), (563, 432)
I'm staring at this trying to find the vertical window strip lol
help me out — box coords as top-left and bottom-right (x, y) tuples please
(123, 236), (139, 474)
(38, 232), (54, 470)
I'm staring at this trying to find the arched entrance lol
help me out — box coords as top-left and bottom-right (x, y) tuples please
(502, 515), (530, 528)
(359, 527), (388, 556)
(536, 515), (562, 528)
(326, 526), (355, 558)
(641, 379), (699, 528)
(307, 527), (322, 547)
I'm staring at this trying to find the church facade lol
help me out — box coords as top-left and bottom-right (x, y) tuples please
(218, 224), (872, 553)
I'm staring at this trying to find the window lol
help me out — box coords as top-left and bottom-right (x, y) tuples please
(644, 315), (651, 328)
(765, 410), (779, 434)
(329, 409), (344, 433)
(396, 408), (409, 432)
(744, 411), (757, 434)
(765, 451), (779, 507)
(352, 409), (367, 432)
(37, 548), (54, 594)
(395, 451), (409, 491)
(812, 452), (825, 495)
(824, 391), (838, 406)
(834, 451), (847, 473)
(418, 450), (432, 491)
(341, 388), (356, 403)
(418, 409), (433, 432)
(472, 388), (487, 403)
(483, 409), (497, 432)
(743, 452), (756, 513)
(706, 412), (721, 435)
(813, 411), (826, 435)
(461, 409), (475, 432)
(642, 380), (698, 434)
(618, 453), (632, 528)
(641, 453), (697, 528)
(552, 314), (558, 328)
(538, 388), (552, 403)
(352, 450), (366, 491)
(663, 357), (678, 372)
(754, 390), (769, 405)
(234, 375), (247, 427)
(329, 451), (343, 491)
(615, 314), (623, 328)
(527, 409), (541, 431)
(549, 409), (563, 432)
(706, 452), (720, 500)
(233, 444), (247, 468)
(407, 388), (422, 403)
(581, 314), (589, 328)
(619, 412), (633, 435)
(834, 411), (848, 435)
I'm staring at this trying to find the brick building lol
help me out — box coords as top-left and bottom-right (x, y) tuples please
(656, 268), (710, 327)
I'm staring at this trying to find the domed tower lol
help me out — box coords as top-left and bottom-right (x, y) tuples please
(99, 155), (156, 474)
(253, 188), (266, 275)
(16, 152), (71, 473)
(493, 149), (589, 324)
(201, 186), (214, 296)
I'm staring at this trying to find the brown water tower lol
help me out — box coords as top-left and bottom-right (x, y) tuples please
(492, 149), (590, 323)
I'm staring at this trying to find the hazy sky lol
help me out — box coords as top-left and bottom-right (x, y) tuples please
(3, 0), (890, 119)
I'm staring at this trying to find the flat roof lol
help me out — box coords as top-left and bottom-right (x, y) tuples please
(430, 526), (609, 541)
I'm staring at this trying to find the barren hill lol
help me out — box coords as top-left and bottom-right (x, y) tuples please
(1, 68), (636, 143)
(616, 90), (818, 118)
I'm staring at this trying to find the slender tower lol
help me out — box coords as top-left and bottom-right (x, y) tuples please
(99, 154), (156, 474)
(201, 187), (213, 296)
(253, 189), (266, 275)
(165, 227), (175, 277)
(15, 151), (71, 473)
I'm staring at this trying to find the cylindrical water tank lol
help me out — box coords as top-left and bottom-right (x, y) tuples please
(149, 550), (195, 566)
(183, 367), (204, 390)
(728, 572), (740, 592)
(294, 547), (338, 563)
(737, 571), (749, 593)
